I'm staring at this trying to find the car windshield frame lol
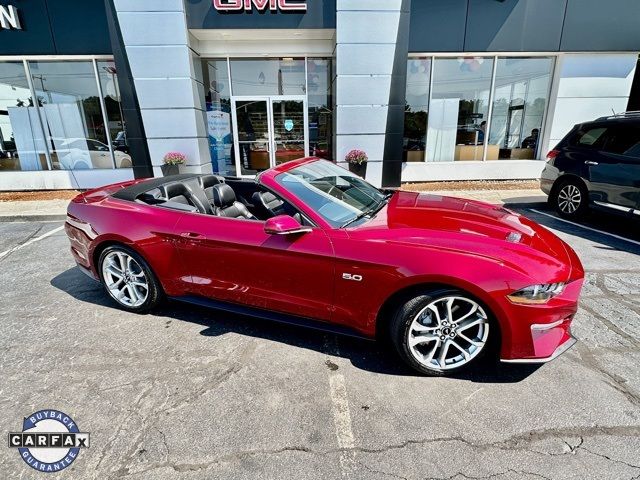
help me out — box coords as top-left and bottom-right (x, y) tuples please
(274, 160), (387, 228)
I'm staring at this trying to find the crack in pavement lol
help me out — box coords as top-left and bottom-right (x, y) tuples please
(428, 469), (552, 480)
(103, 340), (258, 478)
(354, 459), (410, 480)
(107, 425), (640, 478)
(572, 343), (640, 407)
(580, 302), (640, 349)
(581, 445), (640, 472)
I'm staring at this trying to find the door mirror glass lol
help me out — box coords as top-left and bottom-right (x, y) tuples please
(264, 215), (311, 235)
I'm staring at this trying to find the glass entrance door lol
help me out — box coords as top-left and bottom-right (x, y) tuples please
(232, 96), (308, 176)
(271, 99), (307, 166)
(233, 99), (271, 176)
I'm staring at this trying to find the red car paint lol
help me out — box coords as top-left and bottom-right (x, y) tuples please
(65, 157), (584, 362)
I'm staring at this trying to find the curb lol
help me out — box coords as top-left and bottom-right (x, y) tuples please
(0, 215), (67, 223)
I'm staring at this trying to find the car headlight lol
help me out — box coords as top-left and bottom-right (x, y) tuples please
(507, 283), (566, 304)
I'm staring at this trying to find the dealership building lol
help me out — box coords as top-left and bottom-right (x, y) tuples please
(1, 0), (639, 190)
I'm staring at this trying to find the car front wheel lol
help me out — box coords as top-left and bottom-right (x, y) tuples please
(99, 245), (162, 313)
(390, 289), (493, 376)
(552, 179), (588, 219)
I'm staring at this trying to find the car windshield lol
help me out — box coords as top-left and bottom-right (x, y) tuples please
(275, 160), (387, 228)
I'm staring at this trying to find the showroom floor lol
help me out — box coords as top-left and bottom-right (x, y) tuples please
(0, 201), (639, 479)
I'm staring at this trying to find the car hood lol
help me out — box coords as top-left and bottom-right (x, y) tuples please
(348, 191), (580, 280)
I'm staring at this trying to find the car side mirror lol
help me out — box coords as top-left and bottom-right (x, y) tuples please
(264, 215), (312, 235)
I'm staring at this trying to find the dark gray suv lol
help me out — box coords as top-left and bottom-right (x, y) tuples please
(541, 112), (640, 219)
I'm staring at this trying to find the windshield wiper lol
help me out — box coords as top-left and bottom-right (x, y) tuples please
(340, 194), (391, 228)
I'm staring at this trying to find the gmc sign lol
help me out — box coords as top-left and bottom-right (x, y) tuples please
(213, 0), (307, 12)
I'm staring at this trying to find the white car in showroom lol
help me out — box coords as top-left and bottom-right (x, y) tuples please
(54, 138), (132, 169)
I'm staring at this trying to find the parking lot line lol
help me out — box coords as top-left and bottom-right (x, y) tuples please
(329, 373), (355, 451)
(529, 209), (640, 247)
(0, 225), (64, 260)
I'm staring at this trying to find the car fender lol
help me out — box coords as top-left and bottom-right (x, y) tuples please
(369, 272), (514, 345)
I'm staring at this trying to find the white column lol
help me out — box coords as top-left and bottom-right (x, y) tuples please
(335, 0), (405, 187)
(113, 0), (210, 176)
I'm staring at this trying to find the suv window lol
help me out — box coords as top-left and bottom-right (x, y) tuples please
(572, 127), (607, 147)
(602, 126), (640, 158)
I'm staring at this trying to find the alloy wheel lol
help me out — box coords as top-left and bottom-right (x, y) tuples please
(557, 184), (582, 214)
(407, 296), (490, 371)
(101, 251), (149, 308)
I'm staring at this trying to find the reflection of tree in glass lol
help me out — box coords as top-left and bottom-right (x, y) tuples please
(459, 99), (486, 126)
(404, 104), (427, 146)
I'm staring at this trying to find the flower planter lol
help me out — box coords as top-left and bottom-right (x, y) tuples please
(161, 164), (179, 176)
(349, 162), (367, 178)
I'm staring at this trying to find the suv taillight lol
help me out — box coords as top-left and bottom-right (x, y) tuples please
(546, 150), (559, 165)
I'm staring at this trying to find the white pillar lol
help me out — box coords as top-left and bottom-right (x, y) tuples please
(335, 0), (406, 187)
(113, 0), (210, 176)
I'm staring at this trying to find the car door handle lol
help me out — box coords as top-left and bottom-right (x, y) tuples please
(180, 232), (205, 240)
(585, 161), (599, 166)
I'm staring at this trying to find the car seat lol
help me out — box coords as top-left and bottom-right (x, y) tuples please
(211, 184), (256, 219)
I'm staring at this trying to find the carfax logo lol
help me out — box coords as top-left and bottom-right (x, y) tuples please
(7, 409), (89, 473)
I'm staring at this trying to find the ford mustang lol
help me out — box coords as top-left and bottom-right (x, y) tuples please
(65, 158), (584, 375)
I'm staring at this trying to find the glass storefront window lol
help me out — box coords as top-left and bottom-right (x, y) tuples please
(203, 59), (236, 175)
(230, 58), (306, 96)
(404, 57), (431, 162)
(427, 57), (494, 162)
(29, 60), (119, 170)
(97, 61), (131, 168)
(307, 58), (333, 161)
(0, 62), (48, 171)
(487, 57), (553, 160)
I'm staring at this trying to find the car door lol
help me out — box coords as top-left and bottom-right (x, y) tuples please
(588, 124), (640, 211)
(173, 212), (335, 322)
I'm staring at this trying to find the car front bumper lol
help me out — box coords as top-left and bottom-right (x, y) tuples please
(497, 277), (583, 363)
(501, 335), (576, 363)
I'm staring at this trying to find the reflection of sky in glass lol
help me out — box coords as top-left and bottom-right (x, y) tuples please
(431, 57), (494, 101)
(561, 55), (636, 78)
(0, 63), (31, 141)
(29, 61), (98, 100)
(230, 58), (305, 96)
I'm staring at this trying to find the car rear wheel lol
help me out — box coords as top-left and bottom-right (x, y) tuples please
(99, 245), (161, 313)
(390, 289), (493, 376)
(552, 179), (588, 219)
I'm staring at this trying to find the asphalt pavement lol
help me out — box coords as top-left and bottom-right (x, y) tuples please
(0, 199), (639, 479)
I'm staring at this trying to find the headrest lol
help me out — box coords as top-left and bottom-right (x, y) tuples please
(253, 191), (279, 206)
(211, 184), (236, 208)
(163, 182), (190, 199)
(199, 175), (222, 189)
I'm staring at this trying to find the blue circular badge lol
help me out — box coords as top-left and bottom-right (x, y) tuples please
(8, 409), (89, 473)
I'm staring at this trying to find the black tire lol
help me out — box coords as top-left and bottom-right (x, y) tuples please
(551, 178), (589, 219)
(98, 245), (162, 313)
(389, 288), (495, 376)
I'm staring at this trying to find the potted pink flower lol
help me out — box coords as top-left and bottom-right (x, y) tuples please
(162, 152), (186, 176)
(345, 149), (368, 178)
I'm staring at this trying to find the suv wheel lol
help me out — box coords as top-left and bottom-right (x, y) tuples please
(552, 179), (588, 219)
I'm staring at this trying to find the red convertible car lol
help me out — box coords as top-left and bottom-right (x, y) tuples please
(65, 158), (584, 375)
